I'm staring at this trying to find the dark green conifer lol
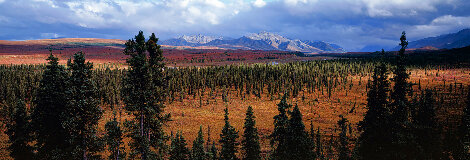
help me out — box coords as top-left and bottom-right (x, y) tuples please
(5, 100), (34, 160)
(389, 31), (420, 159)
(357, 49), (392, 159)
(270, 94), (290, 160)
(219, 107), (239, 160)
(169, 131), (190, 160)
(105, 118), (126, 160)
(309, 121), (316, 159)
(64, 51), (103, 159)
(338, 115), (350, 160)
(122, 31), (170, 159)
(241, 106), (261, 160)
(210, 142), (218, 160)
(414, 90), (442, 159)
(286, 104), (314, 159)
(31, 53), (70, 159)
(192, 126), (206, 160)
(391, 31), (412, 124)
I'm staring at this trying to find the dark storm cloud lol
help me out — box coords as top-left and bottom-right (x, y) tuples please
(1, 0), (470, 51)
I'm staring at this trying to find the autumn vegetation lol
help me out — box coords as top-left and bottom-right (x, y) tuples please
(0, 31), (470, 160)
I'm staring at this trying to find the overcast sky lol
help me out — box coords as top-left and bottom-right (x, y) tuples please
(1, 0), (470, 51)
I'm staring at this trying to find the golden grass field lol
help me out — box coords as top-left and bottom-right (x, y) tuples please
(1, 67), (469, 159)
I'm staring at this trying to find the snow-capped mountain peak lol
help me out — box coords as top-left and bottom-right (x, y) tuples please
(178, 34), (223, 44)
(161, 31), (346, 53)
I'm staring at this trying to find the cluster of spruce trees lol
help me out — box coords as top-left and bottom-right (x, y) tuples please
(357, 32), (470, 160)
(3, 51), (104, 160)
(0, 55), (378, 114)
(2, 31), (169, 160)
(167, 105), (260, 160)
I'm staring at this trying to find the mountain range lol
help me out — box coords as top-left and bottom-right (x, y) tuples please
(161, 31), (346, 53)
(393, 28), (470, 50)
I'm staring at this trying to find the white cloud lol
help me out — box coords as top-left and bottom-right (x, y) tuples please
(284, 0), (310, 6)
(431, 15), (470, 25)
(409, 15), (470, 38)
(26, 0), (250, 32)
(253, 0), (267, 7)
(0, 0), (5, 3)
(366, 8), (393, 17)
(40, 33), (60, 39)
(65, 1), (122, 28)
(279, 0), (451, 18)
(204, 0), (225, 8)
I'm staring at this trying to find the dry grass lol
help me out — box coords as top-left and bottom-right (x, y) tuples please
(1, 67), (469, 159)
(100, 68), (470, 158)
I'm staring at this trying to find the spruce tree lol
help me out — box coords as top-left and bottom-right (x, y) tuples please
(389, 31), (419, 159)
(31, 53), (70, 159)
(391, 31), (411, 124)
(122, 31), (170, 159)
(219, 107), (239, 160)
(309, 121), (317, 159)
(270, 94), (290, 160)
(210, 142), (218, 160)
(337, 115), (350, 160)
(64, 51), (103, 159)
(169, 131), (190, 160)
(105, 118), (126, 160)
(286, 104), (314, 159)
(414, 90), (442, 159)
(241, 106), (261, 160)
(192, 126), (206, 160)
(5, 100), (34, 160)
(357, 49), (392, 159)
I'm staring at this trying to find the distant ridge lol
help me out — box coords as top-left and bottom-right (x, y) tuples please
(161, 31), (346, 53)
(393, 29), (470, 50)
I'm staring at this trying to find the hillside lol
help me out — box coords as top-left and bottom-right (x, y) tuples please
(393, 29), (470, 50)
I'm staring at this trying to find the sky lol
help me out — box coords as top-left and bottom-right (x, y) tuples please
(1, 0), (470, 51)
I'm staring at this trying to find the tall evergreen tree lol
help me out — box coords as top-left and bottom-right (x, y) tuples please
(210, 142), (218, 160)
(241, 106), (261, 160)
(357, 49), (392, 159)
(219, 107), (239, 160)
(192, 126), (206, 160)
(389, 31), (419, 159)
(337, 115), (350, 160)
(391, 31), (412, 124)
(31, 53), (70, 159)
(64, 51), (103, 159)
(169, 131), (190, 160)
(309, 121), (317, 159)
(105, 118), (126, 160)
(286, 104), (314, 159)
(414, 90), (442, 159)
(270, 94), (290, 160)
(122, 31), (170, 159)
(5, 100), (34, 160)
